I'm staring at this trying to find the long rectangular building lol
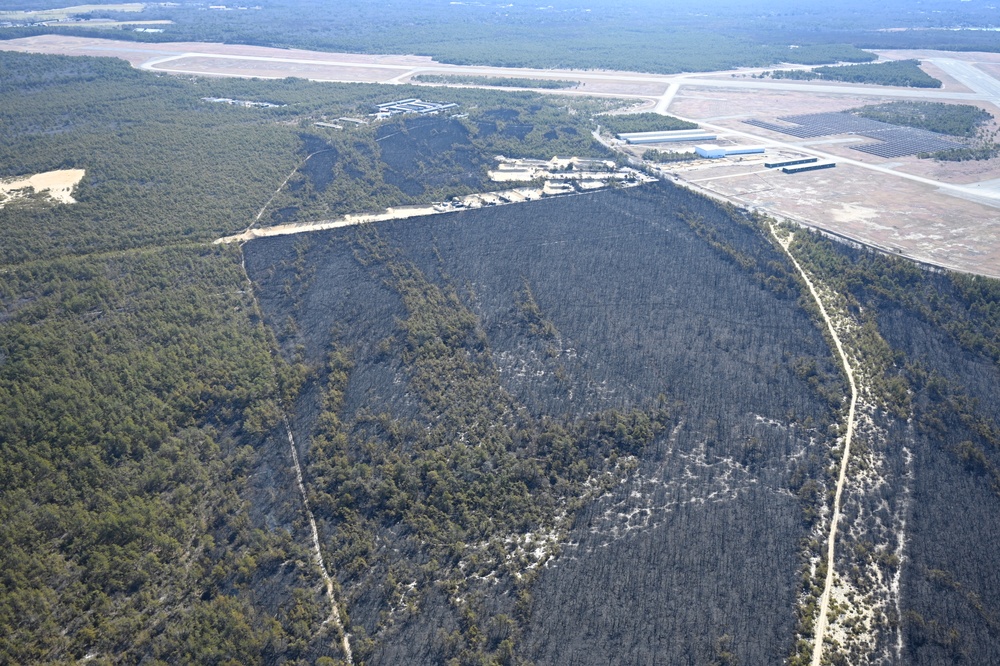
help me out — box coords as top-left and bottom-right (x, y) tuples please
(695, 144), (766, 158)
(782, 162), (835, 174)
(765, 157), (818, 169)
(620, 130), (717, 145)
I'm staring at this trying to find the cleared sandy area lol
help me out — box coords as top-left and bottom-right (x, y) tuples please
(0, 169), (85, 209)
(664, 160), (1000, 278)
(671, 86), (900, 121)
(661, 79), (1000, 277)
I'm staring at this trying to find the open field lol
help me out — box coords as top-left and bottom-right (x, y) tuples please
(3, 34), (999, 277)
(0, 4), (143, 21)
(666, 159), (1000, 277)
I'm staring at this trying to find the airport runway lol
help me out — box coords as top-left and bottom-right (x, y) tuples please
(0, 35), (994, 105)
(929, 58), (1000, 109)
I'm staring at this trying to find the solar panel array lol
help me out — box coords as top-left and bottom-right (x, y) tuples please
(743, 112), (965, 158)
(851, 129), (964, 158)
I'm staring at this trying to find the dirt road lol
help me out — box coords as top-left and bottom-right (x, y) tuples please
(771, 224), (858, 666)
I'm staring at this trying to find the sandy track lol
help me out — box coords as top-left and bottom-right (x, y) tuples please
(771, 224), (858, 666)
(237, 243), (353, 662)
(282, 415), (353, 664)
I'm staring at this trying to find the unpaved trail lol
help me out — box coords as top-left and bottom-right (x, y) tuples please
(770, 224), (858, 666)
(237, 246), (353, 662)
(282, 415), (353, 664)
(245, 149), (334, 234)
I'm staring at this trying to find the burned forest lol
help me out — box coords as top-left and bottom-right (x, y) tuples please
(242, 181), (1000, 665)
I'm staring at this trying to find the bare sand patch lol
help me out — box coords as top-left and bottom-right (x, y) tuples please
(0, 169), (85, 209)
(672, 161), (1000, 278)
(830, 202), (882, 224)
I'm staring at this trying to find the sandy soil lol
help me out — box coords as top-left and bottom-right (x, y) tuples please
(663, 83), (1000, 277)
(0, 169), (85, 208)
(670, 86), (899, 122)
(669, 161), (1000, 278)
(218, 177), (649, 244)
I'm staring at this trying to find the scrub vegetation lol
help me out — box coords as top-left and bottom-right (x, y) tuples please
(642, 149), (701, 163)
(0, 49), (614, 663)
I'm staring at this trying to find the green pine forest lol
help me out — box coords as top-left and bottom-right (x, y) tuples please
(0, 50), (620, 663)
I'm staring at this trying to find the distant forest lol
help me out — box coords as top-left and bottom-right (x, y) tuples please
(761, 60), (943, 88)
(4, 0), (1000, 73)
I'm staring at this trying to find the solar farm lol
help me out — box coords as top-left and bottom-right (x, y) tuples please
(744, 112), (965, 158)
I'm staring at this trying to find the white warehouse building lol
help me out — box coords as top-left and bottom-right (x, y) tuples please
(618, 129), (717, 144)
(695, 144), (766, 159)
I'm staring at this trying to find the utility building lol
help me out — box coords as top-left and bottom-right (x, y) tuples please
(375, 99), (459, 117)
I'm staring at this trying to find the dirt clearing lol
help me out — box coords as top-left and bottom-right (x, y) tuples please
(0, 169), (85, 209)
